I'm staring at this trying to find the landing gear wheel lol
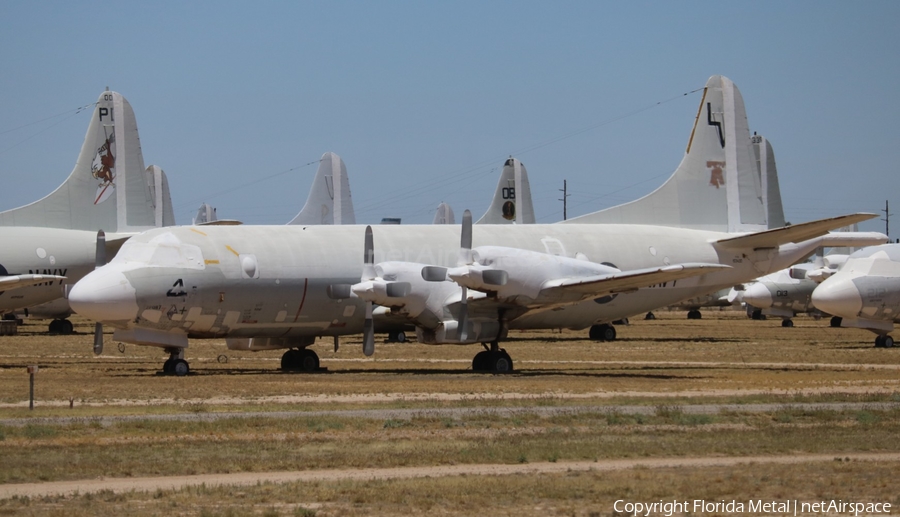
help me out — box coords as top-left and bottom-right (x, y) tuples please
(299, 349), (320, 372)
(172, 359), (190, 377)
(60, 319), (73, 334)
(490, 350), (513, 373)
(750, 309), (766, 320)
(830, 316), (843, 328)
(885, 336), (895, 348)
(782, 319), (794, 328)
(472, 350), (490, 371)
(875, 336), (885, 348)
(645, 312), (656, 320)
(589, 324), (616, 341)
(387, 330), (408, 343)
(163, 358), (175, 375)
(687, 310), (702, 320)
(281, 349), (301, 371)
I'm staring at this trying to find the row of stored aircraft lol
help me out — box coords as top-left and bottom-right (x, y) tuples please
(63, 75), (890, 376)
(2, 76), (894, 377)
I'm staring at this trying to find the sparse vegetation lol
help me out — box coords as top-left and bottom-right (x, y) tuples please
(0, 311), (898, 514)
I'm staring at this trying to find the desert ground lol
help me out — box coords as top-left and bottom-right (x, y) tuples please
(1, 309), (898, 516)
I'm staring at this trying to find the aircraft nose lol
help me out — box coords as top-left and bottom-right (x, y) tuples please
(742, 282), (773, 308)
(69, 267), (139, 322)
(811, 276), (862, 318)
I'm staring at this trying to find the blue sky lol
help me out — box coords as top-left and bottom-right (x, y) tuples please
(1, 1), (898, 235)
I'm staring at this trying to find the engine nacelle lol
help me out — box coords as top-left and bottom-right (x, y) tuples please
(416, 318), (506, 345)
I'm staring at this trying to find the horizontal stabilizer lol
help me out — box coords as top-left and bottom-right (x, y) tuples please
(715, 213), (878, 250)
(541, 263), (730, 299)
(0, 274), (66, 291)
(196, 219), (243, 226)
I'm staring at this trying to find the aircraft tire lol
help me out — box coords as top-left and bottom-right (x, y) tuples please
(830, 316), (842, 328)
(645, 312), (656, 320)
(60, 319), (74, 334)
(163, 359), (175, 375)
(48, 320), (59, 333)
(299, 349), (320, 372)
(589, 324), (616, 341)
(875, 336), (885, 348)
(490, 350), (513, 373)
(472, 351), (490, 371)
(687, 310), (702, 320)
(884, 336), (894, 348)
(782, 319), (793, 328)
(172, 359), (190, 377)
(280, 350), (300, 371)
(395, 331), (407, 343)
(603, 326), (617, 341)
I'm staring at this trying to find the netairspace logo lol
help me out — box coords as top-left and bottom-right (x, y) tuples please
(613, 499), (893, 516)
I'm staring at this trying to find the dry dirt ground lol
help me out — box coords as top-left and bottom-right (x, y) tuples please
(1, 310), (899, 514)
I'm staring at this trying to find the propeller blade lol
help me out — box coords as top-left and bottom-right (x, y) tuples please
(93, 322), (103, 355)
(95, 230), (107, 268)
(362, 226), (376, 280)
(92, 230), (107, 355)
(363, 301), (375, 356)
(458, 286), (468, 341)
(458, 210), (473, 266)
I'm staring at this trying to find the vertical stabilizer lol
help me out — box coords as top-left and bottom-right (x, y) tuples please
(751, 134), (785, 229)
(288, 152), (356, 225)
(476, 157), (535, 224)
(145, 165), (176, 227)
(433, 202), (456, 224)
(193, 203), (218, 225)
(565, 75), (767, 233)
(0, 90), (159, 232)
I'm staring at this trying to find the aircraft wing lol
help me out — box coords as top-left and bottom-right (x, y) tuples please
(714, 213), (878, 250)
(539, 263), (730, 301)
(0, 274), (66, 291)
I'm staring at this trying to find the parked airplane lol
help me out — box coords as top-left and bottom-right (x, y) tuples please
(69, 76), (878, 375)
(811, 244), (900, 347)
(288, 152), (355, 225)
(433, 203), (455, 224)
(0, 90), (174, 333)
(433, 156), (534, 225)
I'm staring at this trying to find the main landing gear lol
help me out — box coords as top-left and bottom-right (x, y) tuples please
(875, 335), (895, 348)
(472, 341), (513, 373)
(830, 316), (843, 328)
(686, 310), (702, 320)
(162, 348), (190, 377)
(48, 319), (74, 334)
(281, 348), (320, 372)
(387, 330), (408, 343)
(588, 323), (616, 341)
(781, 319), (794, 328)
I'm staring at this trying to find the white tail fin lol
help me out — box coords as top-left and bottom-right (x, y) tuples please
(433, 202), (456, 224)
(751, 134), (785, 229)
(193, 203), (218, 225)
(476, 157), (535, 224)
(288, 152), (356, 225)
(566, 75), (767, 233)
(145, 165), (175, 227)
(0, 90), (163, 232)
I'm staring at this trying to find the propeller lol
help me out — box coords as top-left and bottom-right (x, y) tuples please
(92, 230), (106, 355)
(456, 210), (473, 341)
(361, 226), (376, 357)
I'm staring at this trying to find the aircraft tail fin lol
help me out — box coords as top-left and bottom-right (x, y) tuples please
(193, 203), (218, 225)
(566, 75), (767, 233)
(433, 202), (455, 224)
(0, 90), (162, 233)
(145, 165), (176, 227)
(752, 134), (785, 229)
(476, 157), (535, 224)
(288, 152), (356, 225)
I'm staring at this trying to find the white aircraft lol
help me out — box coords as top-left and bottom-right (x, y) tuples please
(68, 75), (878, 375)
(0, 90), (174, 333)
(811, 243), (900, 347)
(433, 156), (534, 225)
(288, 152), (356, 225)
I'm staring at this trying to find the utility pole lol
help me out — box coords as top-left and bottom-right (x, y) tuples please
(559, 180), (569, 221)
(882, 200), (892, 241)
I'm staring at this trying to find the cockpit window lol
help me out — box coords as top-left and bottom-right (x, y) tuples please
(115, 232), (205, 270)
